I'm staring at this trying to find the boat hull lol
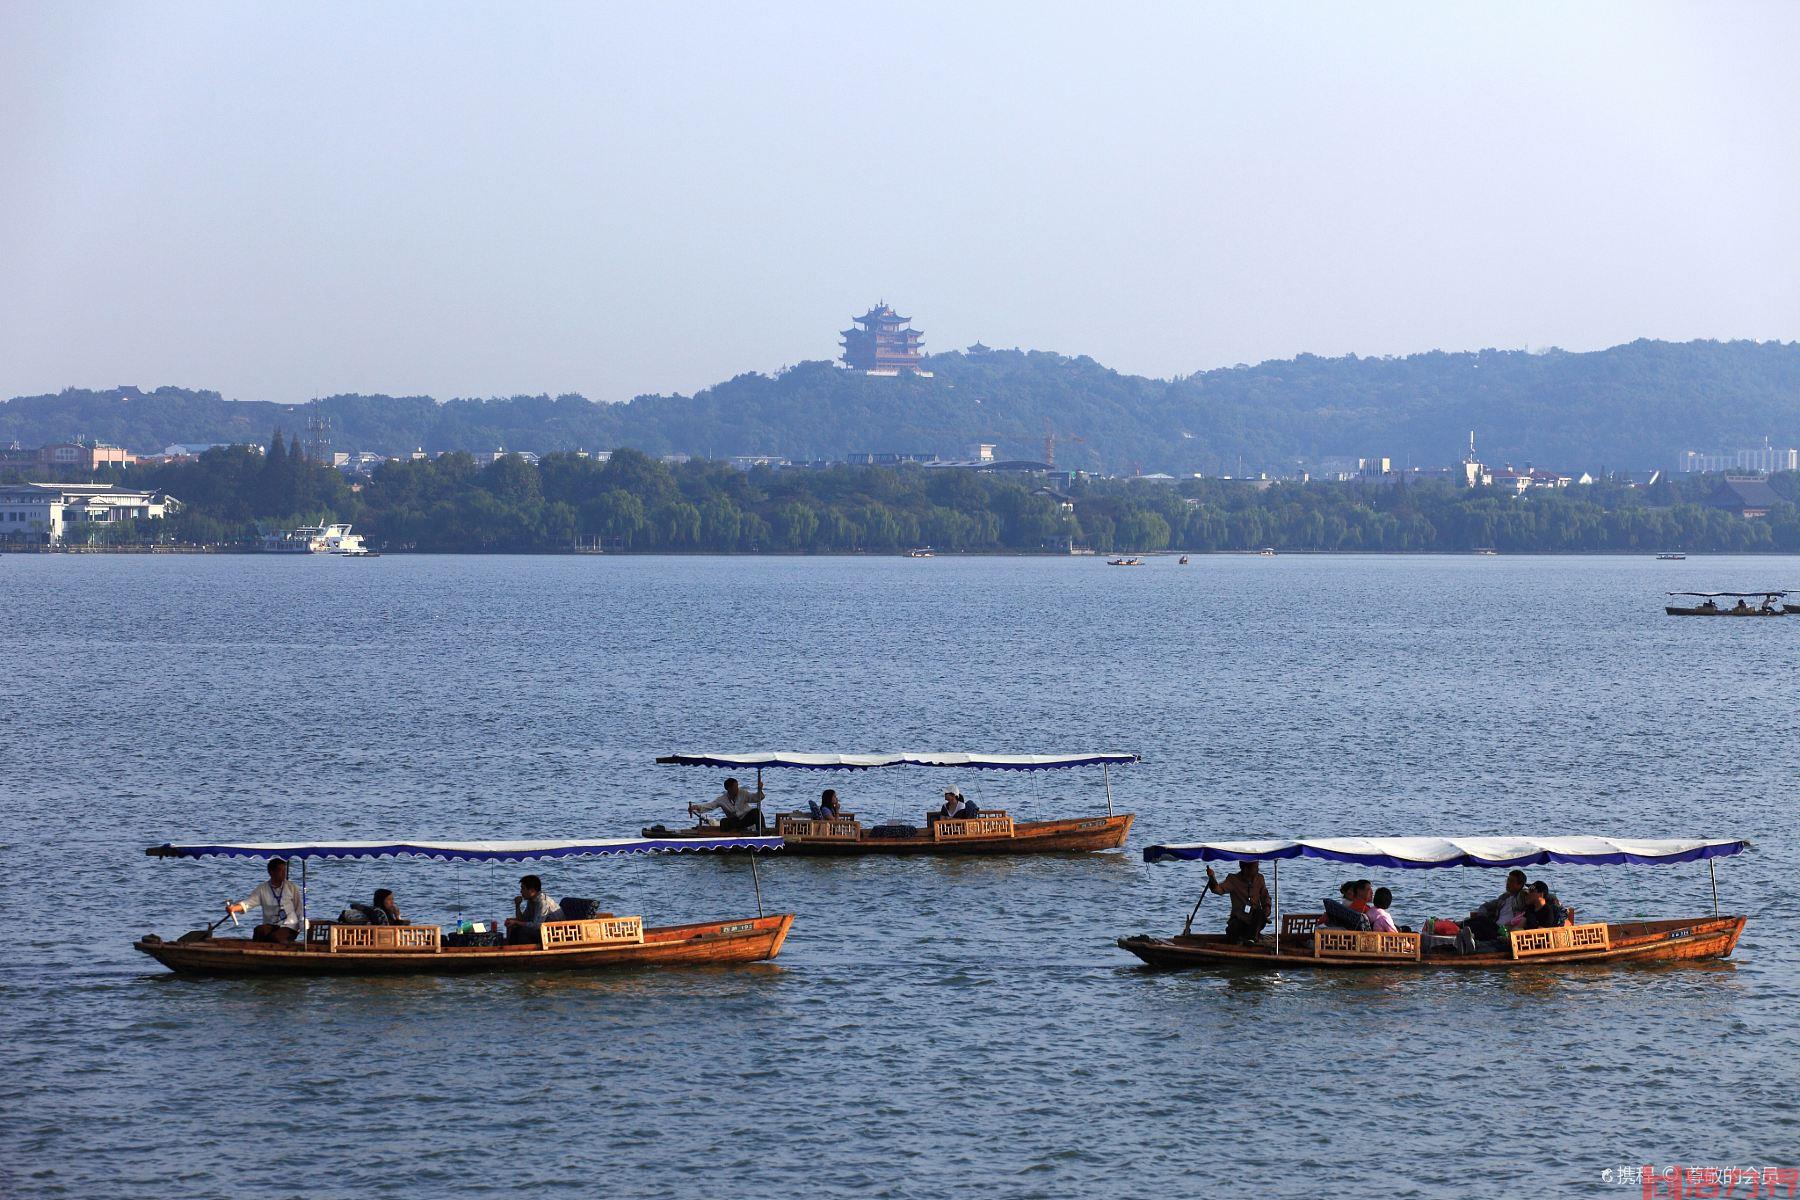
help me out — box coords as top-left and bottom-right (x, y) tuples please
(1116, 916), (1745, 971)
(643, 814), (1133, 856)
(1665, 607), (1784, 617)
(134, 913), (792, 977)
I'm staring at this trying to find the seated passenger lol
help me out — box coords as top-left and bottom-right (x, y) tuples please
(348, 888), (406, 925)
(1366, 887), (1398, 933)
(1464, 869), (1528, 941)
(1699, 598), (1718, 611)
(935, 789), (965, 821)
(1204, 860), (1271, 946)
(1732, 598), (1752, 613)
(225, 857), (304, 944)
(1520, 881), (1569, 929)
(504, 874), (564, 945)
(689, 776), (765, 832)
(957, 795), (980, 819)
(809, 788), (843, 820)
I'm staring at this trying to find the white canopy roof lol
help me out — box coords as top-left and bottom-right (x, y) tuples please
(145, 836), (783, 862)
(1142, 836), (1747, 869)
(656, 752), (1138, 771)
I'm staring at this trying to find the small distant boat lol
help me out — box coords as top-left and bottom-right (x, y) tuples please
(1107, 557), (1146, 567)
(1178, 556), (1189, 565)
(1474, 547), (1499, 556)
(1257, 547), (1277, 557)
(1665, 591), (1788, 617)
(1657, 553), (1687, 561)
(906, 547), (936, 558)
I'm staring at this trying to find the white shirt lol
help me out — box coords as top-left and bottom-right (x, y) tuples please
(692, 785), (763, 818)
(233, 880), (305, 932)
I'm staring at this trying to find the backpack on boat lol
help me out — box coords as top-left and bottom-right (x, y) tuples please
(559, 897), (600, 920)
(1322, 898), (1371, 932)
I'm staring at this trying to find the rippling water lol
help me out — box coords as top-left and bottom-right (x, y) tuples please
(3, 553), (1796, 1199)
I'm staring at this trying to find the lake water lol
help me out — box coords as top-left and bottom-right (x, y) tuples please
(3, 553), (1796, 1199)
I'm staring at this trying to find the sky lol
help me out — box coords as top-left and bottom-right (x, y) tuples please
(1, 1), (1797, 404)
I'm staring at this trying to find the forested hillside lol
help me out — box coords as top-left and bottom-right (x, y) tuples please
(6, 339), (1798, 473)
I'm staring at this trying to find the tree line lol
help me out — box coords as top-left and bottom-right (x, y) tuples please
(33, 434), (1800, 554)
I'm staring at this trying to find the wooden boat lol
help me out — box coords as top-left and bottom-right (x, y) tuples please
(1656, 552), (1687, 561)
(1178, 555), (1189, 565)
(1666, 591), (1787, 616)
(651, 752), (1138, 858)
(136, 835), (791, 978)
(1122, 836), (1748, 973)
(1107, 557), (1145, 566)
(1119, 915), (1744, 971)
(137, 913), (792, 977)
(646, 811), (1133, 855)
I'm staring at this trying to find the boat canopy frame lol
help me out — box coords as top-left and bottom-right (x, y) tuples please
(1666, 591), (1787, 599)
(146, 836), (786, 929)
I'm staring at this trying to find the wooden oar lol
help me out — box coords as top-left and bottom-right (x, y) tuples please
(177, 909), (240, 944)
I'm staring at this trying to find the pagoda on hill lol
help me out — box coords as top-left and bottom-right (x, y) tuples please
(840, 302), (930, 376)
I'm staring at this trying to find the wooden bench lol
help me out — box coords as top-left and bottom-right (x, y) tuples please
(539, 916), (645, 950)
(930, 811), (1014, 841)
(1508, 922), (1610, 959)
(326, 923), (441, 953)
(1313, 928), (1422, 961)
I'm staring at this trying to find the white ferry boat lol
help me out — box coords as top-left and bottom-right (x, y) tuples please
(262, 523), (373, 555)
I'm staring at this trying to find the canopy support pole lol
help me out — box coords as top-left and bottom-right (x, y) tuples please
(301, 858), (310, 939)
(1708, 860), (1719, 918)
(750, 852), (765, 917)
(1103, 763), (1114, 817)
(1272, 859), (1280, 957)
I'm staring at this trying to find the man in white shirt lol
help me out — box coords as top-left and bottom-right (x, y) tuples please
(688, 775), (765, 832)
(226, 857), (305, 944)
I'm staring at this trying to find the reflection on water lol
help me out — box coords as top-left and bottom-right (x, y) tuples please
(2, 553), (1796, 1199)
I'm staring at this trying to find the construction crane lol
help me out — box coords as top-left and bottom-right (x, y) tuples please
(1043, 419), (1083, 468)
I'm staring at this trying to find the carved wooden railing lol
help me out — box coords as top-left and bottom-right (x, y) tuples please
(1282, 913), (1325, 938)
(776, 814), (864, 842)
(1313, 929), (1422, 961)
(1508, 922), (1611, 959)
(539, 916), (645, 950)
(931, 811), (1015, 842)
(326, 924), (441, 953)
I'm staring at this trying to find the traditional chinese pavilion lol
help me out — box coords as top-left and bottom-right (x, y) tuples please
(840, 303), (927, 375)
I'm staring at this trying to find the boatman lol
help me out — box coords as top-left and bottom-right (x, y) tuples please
(689, 775), (765, 832)
(1204, 860), (1271, 946)
(226, 857), (305, 944)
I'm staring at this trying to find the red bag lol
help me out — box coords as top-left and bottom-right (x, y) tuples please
(1431, 918), (1460, 936)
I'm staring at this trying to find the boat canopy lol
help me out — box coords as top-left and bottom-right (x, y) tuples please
(145, 836), (783, 862)
(1667, 591), (1787, 598)
(655, 752), (1138, 771)
(1142, 836), (1747, 869)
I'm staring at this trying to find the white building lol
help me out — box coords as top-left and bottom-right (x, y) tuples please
(0, 483), (181, 544)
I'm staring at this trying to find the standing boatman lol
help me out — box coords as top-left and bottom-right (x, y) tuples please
(226, 857), (305, 944)
(1204, 859), (1272, 946)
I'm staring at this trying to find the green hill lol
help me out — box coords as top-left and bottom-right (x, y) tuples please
(5, 338), (1798, 472)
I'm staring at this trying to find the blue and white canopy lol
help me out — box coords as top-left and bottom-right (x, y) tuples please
(1142, 837), (1747, 869)
(146, 836), (783, 862)
(656, 752), (1138, 771)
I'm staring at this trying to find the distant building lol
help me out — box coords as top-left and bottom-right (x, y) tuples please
(840, 303), (931, 376)
(1679, 444), (1799, 474)
(0, 482), (179, 544)
(4, 441), (139, 471)
(1704, 475), (1784, 519)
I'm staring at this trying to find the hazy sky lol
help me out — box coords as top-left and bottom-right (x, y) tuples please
(2, 1), (1796, 403)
